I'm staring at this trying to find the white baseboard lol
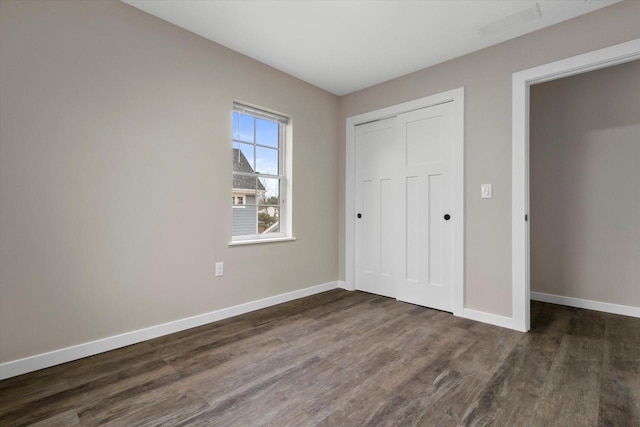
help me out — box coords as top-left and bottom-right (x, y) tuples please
(0, 281), (341, 380)
(531, 291), (640, 318)
(463, 308), (518, 330)
(337, 280), (348, 290)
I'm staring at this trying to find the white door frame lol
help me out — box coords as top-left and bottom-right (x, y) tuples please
(511, 38), (640, 332)
(345, 87), (465, 317)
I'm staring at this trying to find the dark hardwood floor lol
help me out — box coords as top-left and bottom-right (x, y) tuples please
(1, 289), (638, 426)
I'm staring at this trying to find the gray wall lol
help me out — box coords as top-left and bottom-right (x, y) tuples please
(0, 0), (339, 363)
(337, 1), (640, 317)
(530, 60), (640, 308)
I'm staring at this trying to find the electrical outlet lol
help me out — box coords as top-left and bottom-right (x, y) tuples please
(215, 262), (224, 277)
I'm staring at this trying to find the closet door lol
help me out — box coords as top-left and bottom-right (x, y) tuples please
(396, 102), (454, 312)
(354, 117), (399, 298)
(354, 101), (455, 312)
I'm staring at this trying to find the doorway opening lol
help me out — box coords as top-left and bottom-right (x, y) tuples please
(511, 39), (640, 332)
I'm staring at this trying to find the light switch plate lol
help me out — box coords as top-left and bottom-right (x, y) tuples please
(481, 184), (492, 199)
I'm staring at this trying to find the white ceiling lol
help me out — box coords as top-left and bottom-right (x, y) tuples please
(122, 0), (621, 96)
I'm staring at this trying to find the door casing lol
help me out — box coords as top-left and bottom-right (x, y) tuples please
(511, 38), (640, 332)
(345, 87), (465, 317)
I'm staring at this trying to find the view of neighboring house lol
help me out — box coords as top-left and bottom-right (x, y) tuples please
(232, 148), (265, 236)
(233, 148), (279, 236)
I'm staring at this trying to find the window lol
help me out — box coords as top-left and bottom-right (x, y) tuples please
(231, 103), (290, 242)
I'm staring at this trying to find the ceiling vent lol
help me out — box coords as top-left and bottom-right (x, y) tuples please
(476, 3), (542, 37)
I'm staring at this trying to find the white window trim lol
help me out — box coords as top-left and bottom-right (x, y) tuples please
(230, 102), (293, 245)
(229, 236), (297, 246)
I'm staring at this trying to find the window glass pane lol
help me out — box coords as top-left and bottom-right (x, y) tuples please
(233, 174), (259, 200)
(256, 118), (278, 148)
(238, 113), (254, 143)
(258, 206), (279, 234)
(232, 111), (239, 140)
(257, 177), (280, 205)
(256, 146), (279, 175)
(232, 200), (258, 236)
(233, 142), (255, 172)
(232, 104), (289, 240)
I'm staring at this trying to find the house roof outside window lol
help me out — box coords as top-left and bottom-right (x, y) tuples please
(233, 148), (266, 191)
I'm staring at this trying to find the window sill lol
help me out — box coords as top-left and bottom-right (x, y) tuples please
(228, 236), (296, 246)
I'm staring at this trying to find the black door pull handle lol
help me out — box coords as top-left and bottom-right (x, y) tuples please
(444, 214), (451, 221)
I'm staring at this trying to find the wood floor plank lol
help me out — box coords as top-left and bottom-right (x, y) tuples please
(0, 356), (177, 426)
(383, 312), (449, 355)
(315, 378), (399, 426)
(530, 335), (604, 426)
(598, 314), (640, 427)
(0, 341), (159, 417)
(177, 356), (331, 426)
(1, 290), (638, 426)
(598, 365), (640, 426)
(0, 372), (70, 418)
(461, 302), (592, 427)
(95, 389), (210, 427)
(76, 366), (198, 426)
(417, 370), (488, 426)
(448, 328), (521, 381)
(28, 410), (81, 427)
(460, 336), (560, 426)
